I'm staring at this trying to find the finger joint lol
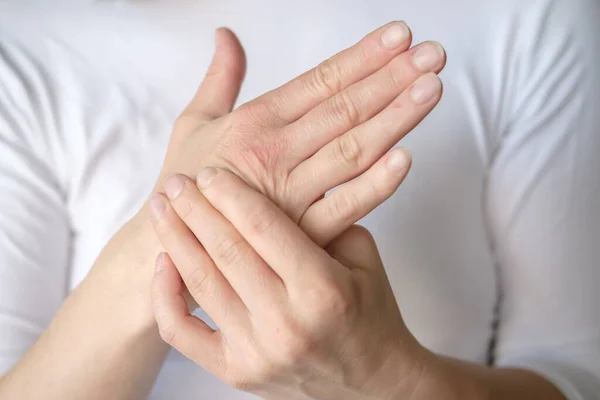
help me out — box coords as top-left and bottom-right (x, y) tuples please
(334, 132), (364, 170)
(186, 267), (211, 298)
(310, 59), (343, 97)
(214, 236), (248, 269)
(329, 91), (361, 127)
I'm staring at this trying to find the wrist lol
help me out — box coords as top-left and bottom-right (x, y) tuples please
(350, 337), (431, 400)
(90, 205), (163, 334)
(406, 352), (491, 400)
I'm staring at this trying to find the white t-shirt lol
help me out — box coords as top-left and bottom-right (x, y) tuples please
(0, 1), (599, 399)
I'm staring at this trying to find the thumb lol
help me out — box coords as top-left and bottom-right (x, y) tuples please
(185, 28), (247, 120)
(326, 225), (383, 270)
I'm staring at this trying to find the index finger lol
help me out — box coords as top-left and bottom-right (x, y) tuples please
(253, 21), (412, 123)
(195, 167), (333, 286)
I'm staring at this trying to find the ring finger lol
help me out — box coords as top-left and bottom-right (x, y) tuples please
(291, 72), (443, 206)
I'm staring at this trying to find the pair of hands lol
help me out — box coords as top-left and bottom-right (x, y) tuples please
(146, 22), (446, 399)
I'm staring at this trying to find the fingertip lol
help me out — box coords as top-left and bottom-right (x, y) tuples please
(386, 148), (412, 172)
(149, 193), (167, 223)
(213, 27), (246, 73)
(380, 21), (412, 50)
(214, 27), (233, 47)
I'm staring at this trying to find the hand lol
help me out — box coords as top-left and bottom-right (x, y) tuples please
(150, 24), (445, 246)
(148, 169), (428, 400)
(90, 21), (443, 332)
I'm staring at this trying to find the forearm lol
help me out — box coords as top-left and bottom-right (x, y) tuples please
(0, 212), (168, 400)
(408, 352), (567, 400)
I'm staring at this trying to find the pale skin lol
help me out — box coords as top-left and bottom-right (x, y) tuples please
(150, 169), (568, 400)
(0, 21), (566, 399)
(0, 22), (440, 399)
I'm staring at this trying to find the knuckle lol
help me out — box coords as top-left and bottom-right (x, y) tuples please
(247, 202), (278, 237)
(330, 91), (361, 126)
(334, 132), (364, 169)
(214, 236), (247, 268)
(186, 267), (211, 297)
(386, 61), (404, 89)
(330, 191), (362, 221)
(277, 329), (316, 365)
(310, 59), (343, 96)
(303, 281), (355, 322)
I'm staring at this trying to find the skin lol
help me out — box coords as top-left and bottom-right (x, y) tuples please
(0, 19), (567, 399)
(0, 22), (446, 400)
(150, 168), (568, 400)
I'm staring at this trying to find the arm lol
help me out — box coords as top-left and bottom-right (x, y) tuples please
(0, 23), (445, 399)
(144, 171), (569, 400)
(146, 168), (572, 400)
(148, 3), (600, 398)
(0, 37), (169, 400)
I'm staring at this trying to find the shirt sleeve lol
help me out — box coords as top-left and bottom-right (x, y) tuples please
(0, 38), (71, 375)
(485, 1), (600, 398)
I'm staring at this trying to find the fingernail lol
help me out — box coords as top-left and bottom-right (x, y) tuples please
(381, 22), (410, 49)
(412, 42), (445, 71)
(410, 73), (442, 104)
(387, 149), (411, 171)
(196, 167), (217, 189)
(155, 252), (166, 273)
(149, 194), (166, 222)
(163, 174), (184, 200)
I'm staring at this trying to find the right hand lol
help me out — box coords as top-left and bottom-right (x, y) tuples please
(151, 23), (446, 247)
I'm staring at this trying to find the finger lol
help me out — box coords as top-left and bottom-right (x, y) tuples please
(162, 174), (284, 311)
(151, 252), (227, 375)
(183, 28), (247, 120)
(292, 72), (442, 207)
(195, 167), (333, 286)
(253, 21), (412, 123)
(300, 148), (411, 247)
(285, 41), (445, 161)
(325, 225), (383, 270)
(148, 193), (249, 331)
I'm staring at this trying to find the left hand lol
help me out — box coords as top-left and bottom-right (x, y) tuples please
(148, 168), (429, 400)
